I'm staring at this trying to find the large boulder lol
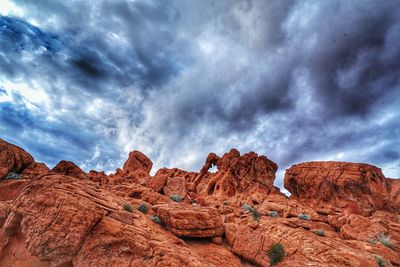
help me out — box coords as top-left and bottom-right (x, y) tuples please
(284, 161), (398, 215)
(153, 204), (224, 238)
(113, 151), (153, 184)
(123, 150), (153, 174)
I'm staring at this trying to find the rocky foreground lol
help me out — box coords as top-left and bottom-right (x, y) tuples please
(0, 139), (399, 267)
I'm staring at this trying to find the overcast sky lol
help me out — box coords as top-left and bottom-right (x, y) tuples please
(1, 0), (399, 191)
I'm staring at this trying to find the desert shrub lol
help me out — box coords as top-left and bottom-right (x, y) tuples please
(151, 215), (162, 225)
(242, 204), (255, 213)
(170, 194), (183, 202)
(312, 229), (325, 237)
(252, 209), (261, 221)
(122, 203), (133, 213)
(268, 243), (285, 265)
(368, 238), (377, 244)
(5, 172), (22, 179)
(241, 204), (261, 221)
(268, 211), (279, 218)
(298, 213), (311, 220)
(377, 233), (392, 248)
(375, 256), (386, 267)
(137, 203), (148, 214)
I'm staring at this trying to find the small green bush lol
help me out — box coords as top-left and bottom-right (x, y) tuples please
(252, 209), (261, 222)
(5, 172), (22, 179)
(298, 213), (311, 220)
(268, 243), (285, 265)
(151, 215), (162, 225)
(377, 233), (392, 249)
(122, 203), (133, 213)
(368, 238), (377, 244)
(375, 256), (386, 267)
(242, 204), (261, 221)
(137, 203), (148, 214)
(268, 211), (279, 218)
(312, 229), (325, 237)
(242, 204), (255, 213)
(170, 194), (183, 202)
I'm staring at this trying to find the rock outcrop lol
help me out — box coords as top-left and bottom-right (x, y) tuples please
(225, 222), (380, 266)
(0, 139), (49, 179)
(192, 149), (279, 204)
(113, 150), (153, 184)
(154, 204), (224, 238)
(0, 139), (399, 267)
(284, 161), (400, 215)
(51, 160), (88, 180)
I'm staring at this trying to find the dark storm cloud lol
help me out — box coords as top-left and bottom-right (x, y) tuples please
(0, 15), (108, 88)
(0, 9), (181, 96)
(0, 0), (399, 184)
(71, 57), (104, 78)
(165, 0), (400, 127)
(0, 91), (121, 168)
(300, 1), (400, 118)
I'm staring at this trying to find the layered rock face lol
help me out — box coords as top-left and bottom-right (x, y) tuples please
(154, 204), (224, 238)
(284, 161), (400, 215)
(0, 138), (399, 267)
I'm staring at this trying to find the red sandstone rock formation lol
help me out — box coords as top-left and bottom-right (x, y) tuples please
(112, 150), (153, 185)
(0, 138), (399, 266)
(154, 204), (224, 238)
(284, 161), (400, 215)
(192, 149), (279, 204)
(87, 170), (109, 184)
(0, 175), (223, 266)
(0, 139), (49, 179)
(51, 160), (88, 180)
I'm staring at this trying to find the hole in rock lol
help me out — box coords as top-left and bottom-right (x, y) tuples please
(209, 164), (218, 173)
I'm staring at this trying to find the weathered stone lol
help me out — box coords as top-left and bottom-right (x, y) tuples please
(154, 203), (224, 238)
(51, 160), (88, 179)
(285, 161), (398, 215)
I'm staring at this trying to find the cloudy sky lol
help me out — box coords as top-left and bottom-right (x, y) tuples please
(1, 0), (399, 191)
